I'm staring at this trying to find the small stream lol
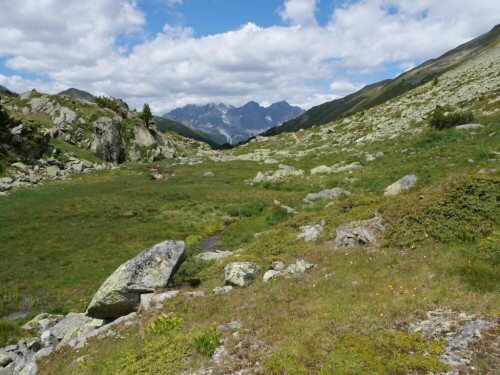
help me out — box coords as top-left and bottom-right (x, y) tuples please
(200, 234), (220, 252)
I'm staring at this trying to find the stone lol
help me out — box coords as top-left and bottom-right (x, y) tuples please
(217, 320), (243, 331)
(284, 259), (315, 277)
(384, 175), (417, 196)
(203, 171), (214, 177)
(34, 347), (53, 360)
(140, 291), (179, 310)
(281, 205), (297, 214)
(133, 125), (157, 147)
(211, 345), (229, 366)
(50, 313), (95, 341)
(213, 286), (233, 294)
(310, 165), (332, 175)
(46, 165), (59, 177)
(455, 124), (484, 130)
(273, 261), (285, 271)
(263, 270), (281, 282)
(334, 215), (385, 249)
(4, 345), (17, 352)
(53, 107), (77, 127)
(90, 117), (125, 163)
(86, 240), (186, 319)
(296, 224), (323, 242)
(196, 250), (233, 261)
(224, 262), (262, 287)
(304, 188), (351, 202)
(11, 162), (27, 172)
(0, 353), (12, 367)
(0, 183), (11, 192)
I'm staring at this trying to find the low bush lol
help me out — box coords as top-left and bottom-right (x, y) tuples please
(193, 328), (219, 356)
(146, 313), (183, 335)
(429, 108), (474, 130)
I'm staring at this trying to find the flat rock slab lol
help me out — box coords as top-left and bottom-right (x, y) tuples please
(455, 124), (484, 130)
(304, 188), (351, 202)
(86, 240), (186, 319)
(384, 174), (417, 196)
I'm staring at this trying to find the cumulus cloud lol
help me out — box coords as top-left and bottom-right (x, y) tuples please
(0, 0), (498, 113)
(279, 0), (319, 27)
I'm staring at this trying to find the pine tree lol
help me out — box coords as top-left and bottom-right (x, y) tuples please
(142, 103), (152, 126)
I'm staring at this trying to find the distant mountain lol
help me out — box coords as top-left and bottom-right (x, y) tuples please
(0, 85), (18, 97)
(163, 101), (304, 144)
(58, 88), (96, 103)
(263, 24), (500, 136)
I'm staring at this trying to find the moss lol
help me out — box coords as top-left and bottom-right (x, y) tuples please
(384, 177), (500, 248)
(319, 330), (447, 375)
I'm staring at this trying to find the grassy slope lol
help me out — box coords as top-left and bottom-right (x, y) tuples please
(155, 116), (224, 149)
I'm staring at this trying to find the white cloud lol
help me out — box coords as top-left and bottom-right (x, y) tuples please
(0, 0), (498, 114)
(279, 0), (319, 27)
(330, 80), (364, 95)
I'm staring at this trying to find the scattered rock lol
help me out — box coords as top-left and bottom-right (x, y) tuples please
(184, 291), (205, 298)
(409, 310), (496, 371)
(263, 270), (281, 282)
(284, 259), (315, 277)
(310, 165), (333, 175)
(140, 290), (179, 310)
(203, 171), (214, 177)
(304, 188), (351, 202)
(296, 224), (323, 242)
(455, 124), (484, 130)
(224, 262), (262, 287)
(334, 215), (385, 249)
(196, 250), (233, 261)
(273, 261), (285, 271)
(217, 320), (243, 332)
(213, 286), (233, 294)
(86, 240), (187, 319)
(384, 174), (417, 196)
(252, 164), (304, 183)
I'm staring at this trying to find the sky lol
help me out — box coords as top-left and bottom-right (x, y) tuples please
(0, 0), (498, 114)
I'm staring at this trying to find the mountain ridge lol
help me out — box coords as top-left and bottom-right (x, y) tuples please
(262, 23), (500, 137)
(163, 100), (304, 144)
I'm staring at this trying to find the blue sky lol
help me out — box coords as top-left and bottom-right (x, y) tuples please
(0, 0), (498, 113)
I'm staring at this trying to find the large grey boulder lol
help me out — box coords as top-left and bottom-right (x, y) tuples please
(224, 262), (261, 287)
(86, 240), (186, 319)
(384, 175), (417, 196)
(133, 125), (156, 147)
(90, 117), (125, 163)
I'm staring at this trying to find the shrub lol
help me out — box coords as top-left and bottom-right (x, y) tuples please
(429, 108), (474, 130)
(193, 328), (219, 356)
(146, 313), (183, 335)
(227, 201), (266, 217)
(265, 206), (289, 226)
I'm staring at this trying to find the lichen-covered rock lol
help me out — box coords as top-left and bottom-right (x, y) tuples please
(196, 250), (233, 261)
(263, 270), (281, 282)
(90, 116), (125, 163)
(296, 224), (323, 242)
(86, 240), (186, 319)
(224, 262), (261, 287)
(284, 259), (315, 277)
(22, 313), (64, 333)
(384, 174), (417, 196)
(334, 215), (385, 249)
(304, 188), (351, 202)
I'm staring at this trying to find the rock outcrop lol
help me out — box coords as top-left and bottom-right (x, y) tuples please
(90, 116), (125, 163)
(334, 215), (385, 249)
(86, 240), (186, 319)
(304, 188), (351, 202)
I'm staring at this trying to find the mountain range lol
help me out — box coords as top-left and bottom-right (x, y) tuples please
(163, 101), (304, 145)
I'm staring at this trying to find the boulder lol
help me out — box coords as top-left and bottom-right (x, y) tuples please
(90, 117), (125, 163)
(310, 165), (332, 175)
(296, 224), (323, 242)
(224, 262), (261, 287)
(86, 240), (186, 319)
(304, 188), (351, 202)
(213, 286), (233, 294)
(46, 165), (59, 177)
(133, 125), (156, 147)
(22, 313), (64, 333)
(334, 216), (385, 249)
(0, 353), (12, 367)
(384, 175), (417, 196)
(203, 171), (214, 177)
